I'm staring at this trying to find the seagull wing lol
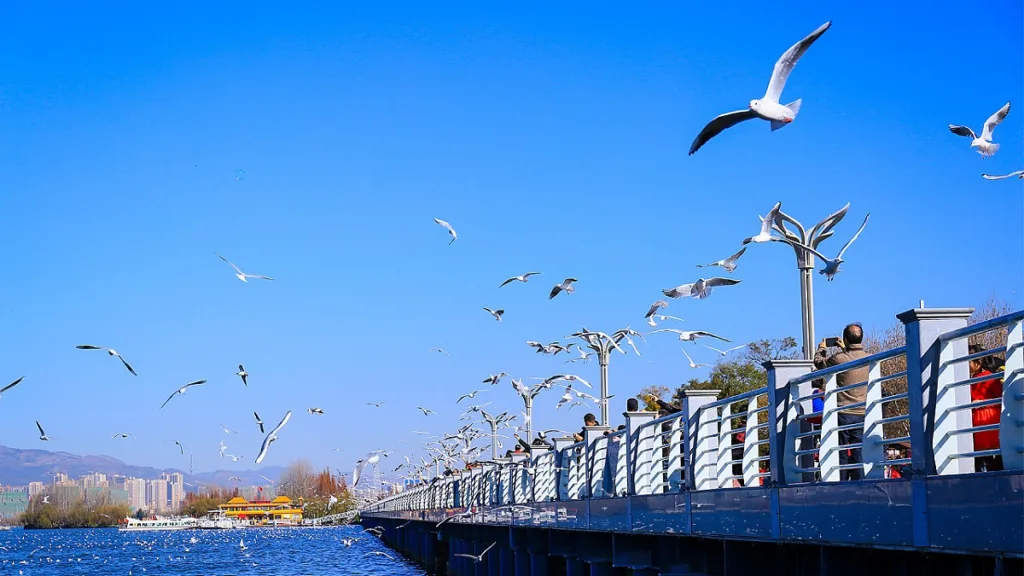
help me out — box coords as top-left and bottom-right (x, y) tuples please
(762, 201), (783, 237)
(523, 272), (541, 279)
(689, 110), (758, 155)
(704, 277), (742, 288)
(159, 390), (180, 409)
(980, 101), (1011, 141)
(75, 345), (103, 350)
(548, 284), (562, 299)
(0, 376), (24, 394)
(499, 277), (518, 287)
(215, 252), (244, 274)
(763, 21), (832, 104)
(353, 459), (368, 487)
(644, 300), (668, 318)
(835, 213), (870, 260)
(269, 410), (292, 437)
(982, 171), (1024, 180)
(948, 124), (977, 139)
(245, 274), (275, 281)
(693, 331), (730, 342)
(36, 421), (45, 436)
(662, 283), (695, 298)
(650, 328), (685, 336)
(117, 355), (137, 376)
(726, 246), (748, 263)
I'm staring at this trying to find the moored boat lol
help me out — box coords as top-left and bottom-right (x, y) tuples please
(118, 516), (197, 532)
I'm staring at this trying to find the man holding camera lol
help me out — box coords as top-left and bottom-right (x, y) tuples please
(814, 323), (868, 480)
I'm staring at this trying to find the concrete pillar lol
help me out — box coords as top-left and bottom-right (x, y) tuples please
(588, 560), (613, 576)
(679, 390), (721, 490)
(552, 437), (576, 500)
(421, 530), (436, 569)
(632, 569), (660, 576)
(624, 411), (656, 495)
(584, 425), (611, 496)
(487, 544), (502, 576)
(764, 359), (815, 484)
(514, 548), (531, 576)
(530, 551), (549, 576)
(500, 546), (516, 576)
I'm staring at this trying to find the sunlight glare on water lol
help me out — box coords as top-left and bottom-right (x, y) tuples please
(0, 526), (426, 576)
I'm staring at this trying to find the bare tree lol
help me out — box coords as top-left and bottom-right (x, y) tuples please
(636, 385), (670, 411)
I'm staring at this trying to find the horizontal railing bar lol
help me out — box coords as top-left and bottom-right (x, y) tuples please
(790, 347), (907, 386)
(939, 310), (1024, 343)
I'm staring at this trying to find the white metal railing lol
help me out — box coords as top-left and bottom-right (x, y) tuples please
(357, 308), (1024, 516)
(935, 310), (1024, 474)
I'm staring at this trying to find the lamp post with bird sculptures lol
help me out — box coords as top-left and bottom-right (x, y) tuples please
(565, 328), (640, 426)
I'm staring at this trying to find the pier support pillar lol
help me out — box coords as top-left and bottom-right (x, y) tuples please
(487, 544), (502, 576)
(421, 530), (436, 568)
(499, 546), (515, 576)
(514, 549), (531, 576)
(588, 560), (613, 576)
(632, 569), (660, 576)
(530, 552), (549, 576)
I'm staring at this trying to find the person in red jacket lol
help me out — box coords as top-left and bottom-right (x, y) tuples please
(968, 344), (1003, 472)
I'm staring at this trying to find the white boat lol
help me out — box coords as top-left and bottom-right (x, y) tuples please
(198, 510), (235, 530)
(119, 517), (197, 532)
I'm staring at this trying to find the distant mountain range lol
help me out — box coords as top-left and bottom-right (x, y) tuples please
(0, 445), (284, 488)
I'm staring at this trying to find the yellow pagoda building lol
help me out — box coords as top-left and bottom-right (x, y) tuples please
(218, 495), (303, 526)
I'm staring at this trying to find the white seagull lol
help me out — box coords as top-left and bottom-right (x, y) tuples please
(482, 372), (508, 386)
(218, 423), (238, 435)
(549, 278), (578, 299)
(646, 314), (684, 328)
(948, 101), (1011, 157)
(428, 347), (451, 358)
(75, 345), (137, 376)
(455, 542), (497, 564)
(982, 170), (1024, 180)
(111, 433), (132, 439)
(500, 272), (541, 287)
(0, 376), (24, 400)
(697, 246), (747, 273)
(702, 343), (748, 356)
(433, 218), (457, 245)
(651, 328), (730, 343)
(365, 551), (395, 560)
(681, 348), (712, 369)
(254, 411), (264, 434)
(307, 407), (325, 415)
(688, 21), (832, 155)
(645, 300), (669, 318)
(254, 410), (292, 464)
(159, 380), (206, 409)
(36, 421), (52, 441)
(662, 277), (741, 299)
(743, 201), (784, 244)
(482, 307), (504, 322)
(457, 390), (486, 403)
(216, 252), (274, 282)
(235, 365), (248, 386)
(783, 213), (870, 281)
(367, 401), (386, 408)
(417, 406), (434, 416)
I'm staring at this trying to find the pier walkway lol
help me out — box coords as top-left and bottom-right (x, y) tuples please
(360, 308), (1024, 576)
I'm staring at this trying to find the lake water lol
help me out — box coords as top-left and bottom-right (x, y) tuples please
(0, 525), (426, 575)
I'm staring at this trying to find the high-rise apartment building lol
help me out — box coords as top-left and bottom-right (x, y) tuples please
(147, 479), (169, 512)
(27, 482), (45, 498)
(126, 478), (147, 511)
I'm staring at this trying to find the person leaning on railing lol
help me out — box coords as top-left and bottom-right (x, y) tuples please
(814, 323), (869, 481)
(968, 344), (1004, 472)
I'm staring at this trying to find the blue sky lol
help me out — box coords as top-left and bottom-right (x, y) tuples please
(0, 1), (1021, 479)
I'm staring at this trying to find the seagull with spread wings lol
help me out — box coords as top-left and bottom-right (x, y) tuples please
(455, 542), (497, 564)
(417, 406), (434, 416)
(743, 202), (784, 244)
(949, 101), (1011, 157)
(457, 389), (486, 403)
(253, 411), (264, 434)
(697, 246), (747, 273)
(433, 218), (457, 244)
(216, 253), (274, 282)
(689, 21), (832, 155)
(482, 372), (508, 386)
(681, 348), (712, 369)
(982, 170), (1024, 180)
(36, 421), (52, 441)
(500, 272), (541, 287)
(75, 345), (137, 376)
(650, 328), (730, 344)
(645, 300), (669, 318)
(254, 410), (292, 464)
(549, 277), (578, 299)
(703, 343), (748, 356)
(159, 380), (206, 409)
(0, 376), (24, 400)
(482, 307), (504, 322)
(781, 213), (870, 281)
(662, 277), (741, 299)
(235, 365), (248, 386)
(428, 347), (451, 358)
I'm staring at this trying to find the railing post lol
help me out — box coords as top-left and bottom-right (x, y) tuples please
(624, 411), (656, 495)
(552, 437), (576, 501)
(510, 453), (531, 503)
(680, 390), (720, 490)
(584, 426), (611, 497)
(694, 406), (720, 490)
(765, 360), (814, 485)
(1003, 318), (1023, 470)
(529, 446), (552, 502)
(898, 307), (974, 476)
(862, 357), (887, 479)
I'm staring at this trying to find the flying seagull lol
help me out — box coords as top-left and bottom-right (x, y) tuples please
(662, 277), (741, 299)
(111, 433), (132, 439)
(236, 365), (248, 386)
(982, 170), (1024, 180)
(367, 401), (385, 408)
(216, 252), (274, 282)
(218, 423), (238, 435)
(254, 411), (264, 434)
(173, 440), (184, 455)
(702, 343), (748, 356)
(365, 551), (395, 560)
(0, 376), (24, 400)
(500, 272), (541, 287)
(353, 458), (369, 488)
(645, 300), (669, 318)
(417, 406), (434, 416)
(482, 372), (508, 386)
(455, 542), (497, 564)
(782, 213), (870, 281)
(307, 407), (324, 415)
(433, 218), (457, 245)
(428, 348), (451, 358)
(482, 307), (504, 322)
(681, 348), (712, 369)
(159, 380), (207, 409)
(651, 328), (730, 343)
(75, 345), (137, 376)
(457, 389), (486, 403)
(36, 421), (51, 441)
(255, 410), (292, 464)
(688, 21), (832, 155)
(743, 202), (784, 244)
(948, 101), (1011, 157)
(549, 278), (578, 299)
(697, 246), (747, 273)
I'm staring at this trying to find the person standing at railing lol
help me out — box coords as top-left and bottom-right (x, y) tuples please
(968, 344), (1003, 472)
(572, 413), (599, 442)
(814, 322), (869, 481)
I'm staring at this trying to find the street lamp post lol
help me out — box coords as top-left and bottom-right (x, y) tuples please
(769, 203), (852, 360)
(567, 329), (629, 426)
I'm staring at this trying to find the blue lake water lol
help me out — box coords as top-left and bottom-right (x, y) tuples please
(0, 525), (426, 575)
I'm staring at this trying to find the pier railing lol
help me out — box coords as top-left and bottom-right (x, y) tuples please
(363, 308), (1023, 515)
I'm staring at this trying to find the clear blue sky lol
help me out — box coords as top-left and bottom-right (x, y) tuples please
(0, 1), (1021, 478)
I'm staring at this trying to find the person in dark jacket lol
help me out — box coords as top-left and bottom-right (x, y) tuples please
(572, 413), (599, 442)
